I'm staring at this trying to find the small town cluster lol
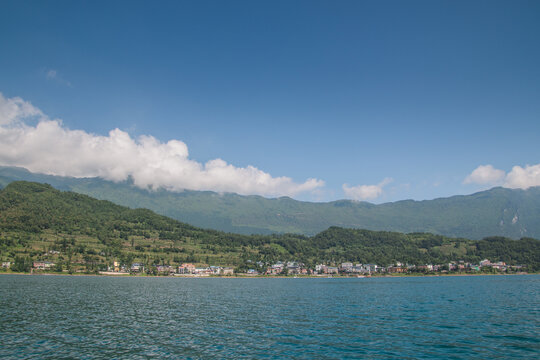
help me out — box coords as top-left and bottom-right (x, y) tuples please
(1, 258), (524, 276)
(247, 259), (523, 276)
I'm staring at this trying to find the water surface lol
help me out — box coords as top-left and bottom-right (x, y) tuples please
(1, 275), (538, 359)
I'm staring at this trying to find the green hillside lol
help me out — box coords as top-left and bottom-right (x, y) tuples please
(1, 166), (540, 239)
(1, 181), (539, 272)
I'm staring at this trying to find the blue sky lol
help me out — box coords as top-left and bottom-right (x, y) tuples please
(1, 0), (539, 202)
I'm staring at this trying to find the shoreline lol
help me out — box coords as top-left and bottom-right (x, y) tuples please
(0, 271), (534, 279)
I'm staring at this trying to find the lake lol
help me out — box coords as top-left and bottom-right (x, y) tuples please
(0, 274), (538, 359)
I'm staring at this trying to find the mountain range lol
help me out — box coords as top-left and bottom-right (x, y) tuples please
(1, 166), (539, 239)
(2, 181), (539, 272)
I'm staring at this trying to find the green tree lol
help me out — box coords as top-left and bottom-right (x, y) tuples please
(54, 261), (63, 273)
(12, 256), (32, 272)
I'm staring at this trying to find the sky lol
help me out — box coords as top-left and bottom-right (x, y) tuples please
(1, 0), (539, 203)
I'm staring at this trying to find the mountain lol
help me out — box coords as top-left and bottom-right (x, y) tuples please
(1, 166), (540, 239)
(1, 181), (539, 272)
(0, 181), (252, 271)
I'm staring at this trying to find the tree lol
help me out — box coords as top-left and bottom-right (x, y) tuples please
(12, 256), (32, 272)
(54, 261), (63, 273)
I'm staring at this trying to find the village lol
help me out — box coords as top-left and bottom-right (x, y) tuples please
(1, 258), (525, 276)
(243, 259), (524, 276)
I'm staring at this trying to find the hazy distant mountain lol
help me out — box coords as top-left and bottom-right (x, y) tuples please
(1, 166), (539, 239)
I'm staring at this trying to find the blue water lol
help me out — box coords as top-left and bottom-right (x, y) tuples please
(0, 275), (538, 359)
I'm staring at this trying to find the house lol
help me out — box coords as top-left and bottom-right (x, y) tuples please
(131, 263), (144, 272)
(287, 263), (301, 275)
(480, 259), (491, 267)
(156, 265), (173, 274)
(1, 262), (10, 269)
(222, 267), (234, 275)
(267, 263), (284, 275)
(387, 266), (406, 273)
(363, 264), (378, 273)
(33, 261), (55, 270)
(327, 267), (339, 274)
(193, 267), (211, 275)
(416, 265), (432, 272)
(178, 263), (196, 274)
(490, 262), (507, 271)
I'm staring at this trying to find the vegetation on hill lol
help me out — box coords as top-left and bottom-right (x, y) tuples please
(1, 166), (540, 239)
(0, 181), (539, 273)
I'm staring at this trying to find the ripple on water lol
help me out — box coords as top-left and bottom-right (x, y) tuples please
(0, 275), (539, 359)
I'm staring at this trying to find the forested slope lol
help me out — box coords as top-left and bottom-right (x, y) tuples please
(1, 166), (539, 239)
(1, 181), (539, 272)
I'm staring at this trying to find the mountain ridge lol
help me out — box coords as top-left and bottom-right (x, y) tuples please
(1, 180), (539, 272)
(1, 166), (539, 239)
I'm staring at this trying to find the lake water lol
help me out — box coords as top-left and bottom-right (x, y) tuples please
(0, 274), (538, 359)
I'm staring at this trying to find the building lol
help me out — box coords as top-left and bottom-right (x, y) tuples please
(363, 264), (378, 273)
(156, 265), (174, 274)
(287, 262), (302, 275)
(131, 263), (144, 272)
(193, 267), (212, 275)
(222, 267), (234, 275)
(178, 263), (196, 274)
(327, 267), (339, 274)
(480, 259), (491, 267)
(33, 261), (55, 270)
(387, 266), (406, 273)
(490, 262), (507, 271)
(267, 263), (284, 275)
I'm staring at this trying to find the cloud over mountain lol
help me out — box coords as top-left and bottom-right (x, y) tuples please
(465, 164), (540, 190)
(342, 178), (393, 201)
(463, 165), (505, 185)
(0, 93), (324, 197)
(504, 164), (540, 189)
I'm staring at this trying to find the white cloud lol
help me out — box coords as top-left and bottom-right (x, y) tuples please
(45, 69), (71, 87)
(0, 94), (45, 125)
(463, 164), (505, 185)
(342, 178), (393, 201)
(504, 164), (540, 189)
(465, 164), (540, 190)
(46, 70), (57, 79)
(0, 92), (324, 197)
